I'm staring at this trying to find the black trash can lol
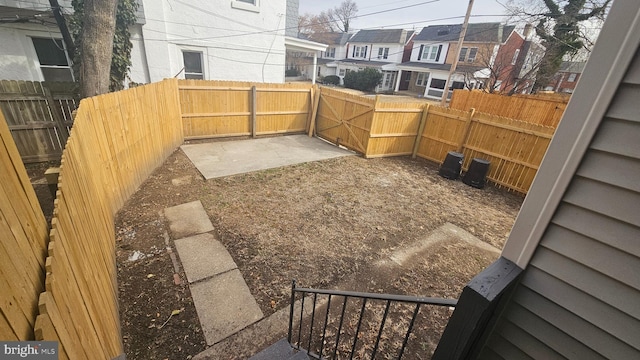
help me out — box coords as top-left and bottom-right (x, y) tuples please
(463, 158), (491, 188)
(438, 151), (464, 180)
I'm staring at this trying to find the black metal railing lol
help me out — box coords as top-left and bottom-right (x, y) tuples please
(287, 280), (457, 360)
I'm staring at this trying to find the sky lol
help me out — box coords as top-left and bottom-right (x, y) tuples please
(298, 0), (512, 32)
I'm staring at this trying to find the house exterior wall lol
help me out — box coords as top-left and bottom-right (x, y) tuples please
(407, 71), (427, 94)
(493, 32), (525, 92)
(0, 22), (70, 81)
(138, 0), (286, 84)
(409, 42), (449, 64)
(548, 71), (582, 93)
(444, 42), (496, 66)
(477, 1), (640, 358)
(0, 0), (287, 84)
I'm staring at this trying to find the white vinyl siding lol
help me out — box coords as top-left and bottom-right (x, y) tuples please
(478, 45), (640, 360)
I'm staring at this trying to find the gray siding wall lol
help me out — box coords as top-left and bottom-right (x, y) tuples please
(478, 48), (640, 359)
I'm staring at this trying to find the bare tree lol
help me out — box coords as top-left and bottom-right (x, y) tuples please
(327, 0), (358, 33)
(78, 0), (118, 98)
(298, 13), (333, 38)
(505, 0), (611, 90)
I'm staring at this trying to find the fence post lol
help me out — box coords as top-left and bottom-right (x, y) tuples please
(43, 85), (69, 147)
(305, 86), (314, 135)
(308, 85), (321, 137)
(457, 107), (476, 153)
(412, 104), (430, 159)
(251, 85), (257, 138)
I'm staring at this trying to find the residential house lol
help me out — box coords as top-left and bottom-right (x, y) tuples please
(432, 1), (640, 358)
(335, 29), (415, 92)
(545, 61), (587, 93)
(396, 23), (538, 100)
(301, 32), (352, 80)
(0, 0), (325, 84)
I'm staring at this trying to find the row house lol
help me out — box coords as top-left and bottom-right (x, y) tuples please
(307, 29), (414, 92)
(544, 61), (586, 93)
(396, 22), (542, 99)
(0, 0), (326, 84)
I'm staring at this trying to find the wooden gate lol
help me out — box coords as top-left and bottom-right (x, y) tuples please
(315, 87), (376, 155)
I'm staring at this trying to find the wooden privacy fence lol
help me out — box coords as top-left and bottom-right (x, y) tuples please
(178, 79), (314, 139)
(0, 80), (77, 163)
(0, 79), (183, 359)
(449, 89), (568, 128)
(0, 110), (49, 341)
(316, 88), (555, 193)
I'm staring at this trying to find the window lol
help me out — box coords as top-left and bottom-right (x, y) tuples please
(353, 46), (367, 58)
(31, 38), (73, 82)
(377, 47), (389, 59)
(429, 78), (446, 89)
(567, 73), (577, 82)
(325, 47), (335, 58)
(339, 69), (346, 77)
(458, 47), (468, 62)
(182, 51), (204, 79)
(416, 72), (428, 86)
(421, 45), (441, 62)
(231, 0), (259, 12)
(467, 47), (478, 62)
(511, 49), (520, 65)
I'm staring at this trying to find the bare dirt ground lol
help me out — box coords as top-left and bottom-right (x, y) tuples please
(110, 143), (523, 359)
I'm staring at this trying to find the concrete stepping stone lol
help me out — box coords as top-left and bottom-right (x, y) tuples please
(164, 200), (214, 239)
(174, 233), (237, 283)
(190, 269), (264, 345)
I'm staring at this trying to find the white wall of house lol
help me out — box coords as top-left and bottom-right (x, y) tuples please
(0, 0), (288, 84)
(0, 23), (73, 81)
(319, 45), (348, 61)
(346, 43), (404, 63)
(410, 42), (449, 64)
(138, 0), (287, 84)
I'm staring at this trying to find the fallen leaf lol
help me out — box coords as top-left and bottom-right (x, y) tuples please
(147, 274), (155, 278)
(171, 309), (181, 316)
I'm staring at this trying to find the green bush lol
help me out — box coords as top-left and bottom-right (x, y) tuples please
(343, 68), (382, 92)
(323, 75), (340, 85)
(285, 68), (300, 77)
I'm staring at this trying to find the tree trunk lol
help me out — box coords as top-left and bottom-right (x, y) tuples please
(79, 0), (118, 99)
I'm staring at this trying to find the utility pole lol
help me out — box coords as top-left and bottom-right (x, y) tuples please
(48, 0), (75, 60)
(440, 0), (474, 106)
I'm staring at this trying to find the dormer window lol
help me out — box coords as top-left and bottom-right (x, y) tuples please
(420, 45), (441, 62)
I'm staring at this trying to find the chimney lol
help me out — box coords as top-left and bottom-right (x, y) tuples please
(523, 23), (533, 40)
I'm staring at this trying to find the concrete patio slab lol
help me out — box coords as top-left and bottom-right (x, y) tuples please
(164, 200), (214, 239)
(190, 269), (264, 345)
(174, 233), (238, 283)
(181, 135), (354, 180)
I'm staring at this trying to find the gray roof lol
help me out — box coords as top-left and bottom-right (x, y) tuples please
(397, 62), (452, 71)
(559, 61), (587, 73)
(307, 32), (352, 46)
(414, 23), (514, 43)
(337, 59), (392, 67)
(349, 29), (408, 44)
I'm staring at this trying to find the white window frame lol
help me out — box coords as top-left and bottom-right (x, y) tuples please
(354, 46), (367, 58)
(325, 47), (335, 58)
(416, 72), (427, 86)
(567, 73), (577, 82)
(511, 49), (520, 65)
(378, 47), (389, 60)
(467, 47), (478, 62)
(181, 50), (205, 80)
(30, 37), (74, 82)
(231, 0), (259, 12)
(339, 69), (346, 77)
(459, 47), (468, 62)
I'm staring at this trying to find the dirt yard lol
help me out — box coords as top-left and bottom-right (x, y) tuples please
(111, 143), (523, 359)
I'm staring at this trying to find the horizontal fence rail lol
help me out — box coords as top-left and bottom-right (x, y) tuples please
(288, 281), (457, 360)
(178, 79), (315, 140)
(0, 80), (77, 163)
(449, 90), (568, 128)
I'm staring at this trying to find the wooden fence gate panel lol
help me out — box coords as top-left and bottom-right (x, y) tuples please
(316, 87), (376, 154)
(0, 80), (77, 163)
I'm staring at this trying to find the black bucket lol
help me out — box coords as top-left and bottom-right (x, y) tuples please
(438, 151), (464, 180)
(463, 158), (491, 188)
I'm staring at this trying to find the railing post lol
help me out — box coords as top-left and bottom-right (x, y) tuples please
(288, 279), (296, 344)
(412, 104), (430, 159)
